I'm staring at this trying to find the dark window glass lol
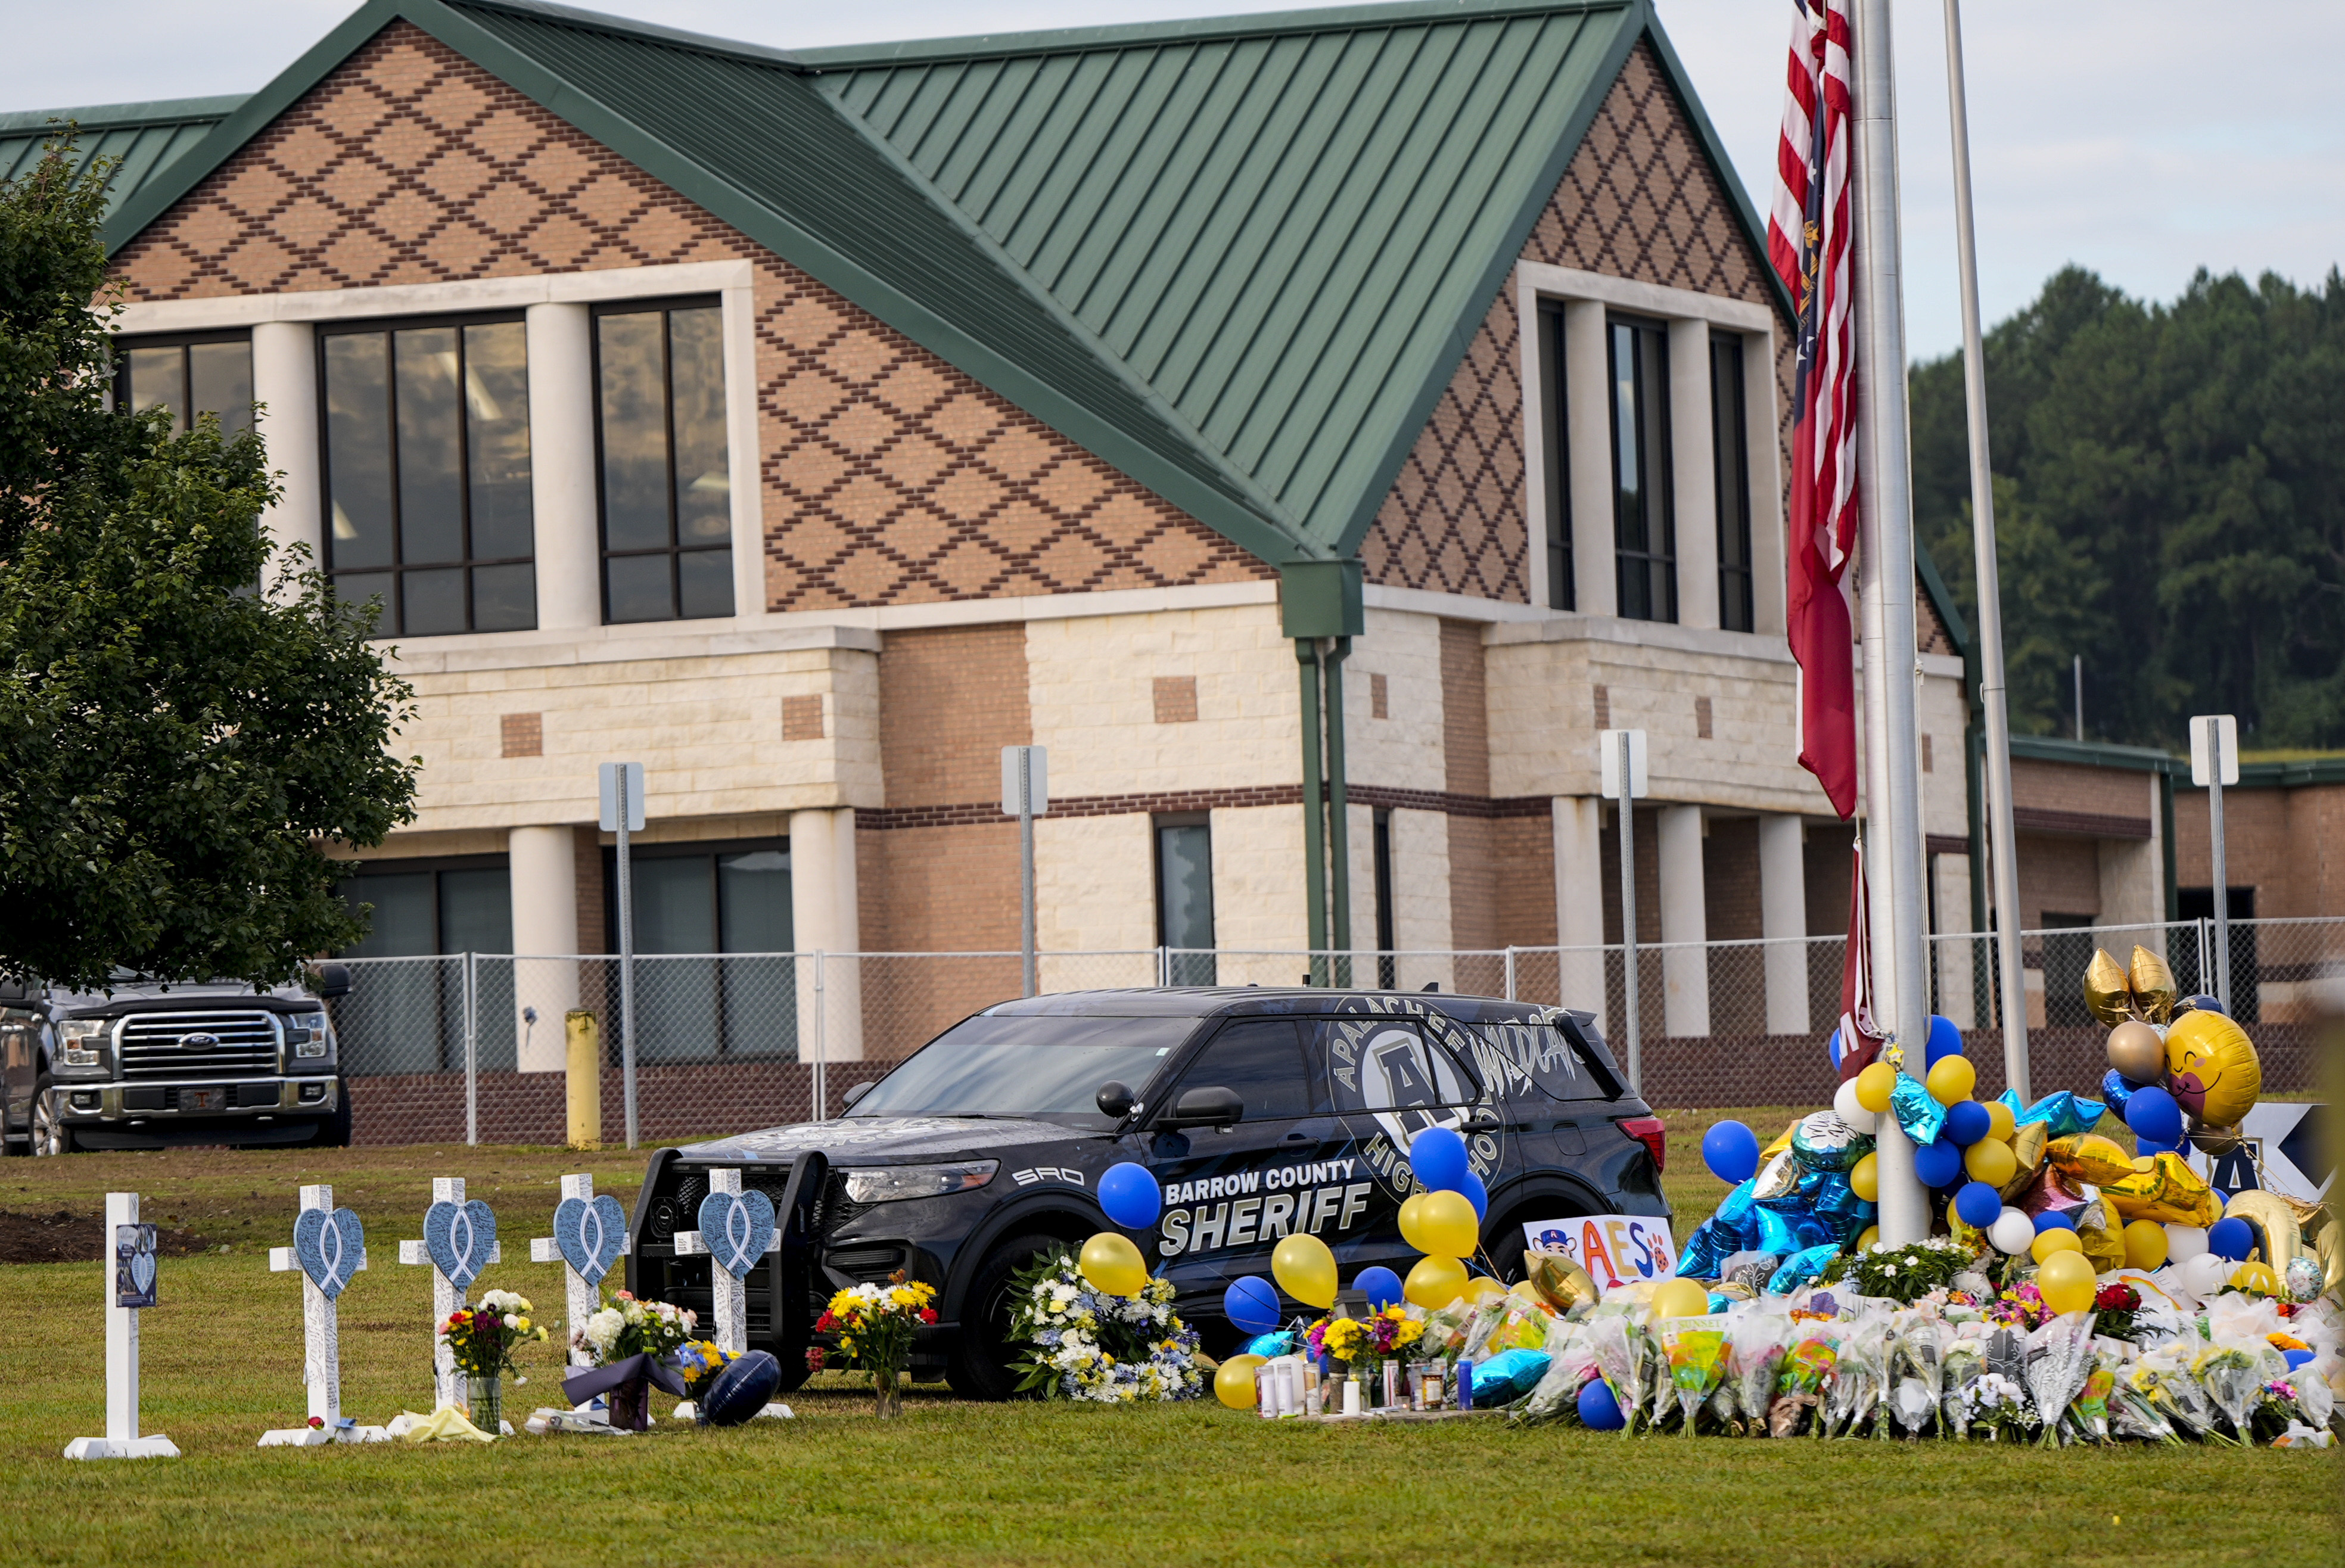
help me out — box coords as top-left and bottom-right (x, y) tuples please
(1175, 1018), (1314, 1121)
(336, 859), (511, 956)
(850, 1013), (1200, 1126)
(321, 316), (536, 636)
(1156, 819), (1216, 985)
(596, 301), (733, 623)
(598, 838), (796, 1063)
(717, 848), (794, 952)
(1710, 332), (1755, 633)
(115, 334), (253, 439)
(1609, 316), (1676, 623)
(1538, 301), (1572, 610)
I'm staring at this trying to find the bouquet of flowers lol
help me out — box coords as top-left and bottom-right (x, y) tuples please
(1005, 1247), (1201, 1404)
(442, 1289), (548, 1379)
(671, 1340), (734, 1396)
(2091, 1282), (2145, 1343)
(1892, 1317), (1947, 1438)
(1824, 1318), (1893, 1439)
(1582, 1315), (1644, 1434)
(1940, 1332), (1984, 1441)
(1659, 1317), (1728, 1436)
(1986, 1281), (2052, 1331)
(1961, 1370), (2033, 1441)
(1725, 1313), (1792, 1436)
(2064, 1361), (2117, 1445)
(2024, 1314), (2101, 1448)
(821, 1271), (938, 1411)
(575, 1289), (695, 1365)
(2192, 1343), (2268, 1442)
(1313, 1304), (1425, 1372)
(1825, 1238), (1977, 1305)
(1771, 1329), (1836, 1438)
(2130, 1353), (2223, 1443)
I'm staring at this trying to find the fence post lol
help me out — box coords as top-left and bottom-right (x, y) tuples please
(462, 951), (478, 1148)
(1504, 946), (1517, 1001)
(1156, 945), (1168, 988)
(813, 949), (826, 1124)
(2197, 918), (2212, 1000)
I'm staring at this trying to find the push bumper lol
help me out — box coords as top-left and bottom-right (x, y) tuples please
(55, 1077), (337, 1147)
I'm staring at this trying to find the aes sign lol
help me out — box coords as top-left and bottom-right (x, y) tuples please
(1522, 1214), (1677, 1292)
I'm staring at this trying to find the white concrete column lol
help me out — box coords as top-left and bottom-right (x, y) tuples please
(527, 302), (601, 631)
(1744, 330), (1787, 636)
(1656, 804), (1710, 1037)
(1388, 808), (1454, 994)
(509, 826), (580, 1073)
(1554, 797), (1607, 1029)
(1668, 317), (1719, 630)
(1758, 813), (1811, 1035)
(1933, 852), (1978, 1029)
(251, 321), (319, 584)
(790, 808), (863, 1064)
(1563, 300), (1616, 617)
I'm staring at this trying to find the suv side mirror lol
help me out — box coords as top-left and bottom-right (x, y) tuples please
(1095, 1081), (1134, 1119)
(841, 1080), (875, 1109)
(310, 963), (352, 1000)
(1162, 1085), (1243, 1130)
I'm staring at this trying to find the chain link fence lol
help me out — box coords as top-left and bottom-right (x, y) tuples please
(324, 916), (2343, 1146)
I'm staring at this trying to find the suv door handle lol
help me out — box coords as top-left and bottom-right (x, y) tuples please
(1459, 1116), (1501, 1133)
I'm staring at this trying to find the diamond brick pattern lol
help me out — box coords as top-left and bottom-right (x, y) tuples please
(112, 22), (1265, 612)
(1363, 42), (1792, 601)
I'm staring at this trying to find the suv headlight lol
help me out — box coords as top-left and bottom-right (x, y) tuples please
(841, 1161), (998, 1205)
(288, 1011), (333, 1060)
(57, 1019), (108, 1070)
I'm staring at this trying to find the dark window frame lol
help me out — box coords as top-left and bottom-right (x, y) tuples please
(1709, 330), (1756, 633)
(1607, 312), (1677, 623)
(599, 835), (793, 956)
(1535, 300), (1572, 611)
(316, 309), (537, 637)
(111, 328), (255, 438)
(1153, 811), (1217, 986)
(590, 294), (734, 626)
(335, 853), (513, 957)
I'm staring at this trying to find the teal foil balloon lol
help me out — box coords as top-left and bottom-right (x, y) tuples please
(1766, 1243), (1841, 1295)
(1715, 1177), (1759, 1228)
(1890, 1072), (1947, 1146)
(1750, 1204), (1803, 1257)
(2007, 1088), (2107, 1139)
(1789, 1110), (1873, 1174)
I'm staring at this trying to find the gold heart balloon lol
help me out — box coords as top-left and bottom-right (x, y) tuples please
(2126, 945), (2176, 1023)
(2083, 948), (2133, 1027)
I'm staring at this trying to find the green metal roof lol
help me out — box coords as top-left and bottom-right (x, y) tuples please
(0, 96), (245, 225)
(71, 0), (1774, 568)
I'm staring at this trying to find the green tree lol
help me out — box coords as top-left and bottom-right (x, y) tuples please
(0, 138), (417, 991)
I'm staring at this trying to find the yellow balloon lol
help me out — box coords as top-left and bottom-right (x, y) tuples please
(1078, 1231), (1147, 1298)
(1855, 1062), (1897, 1115)
(2030, 1228), (2083, 1263)
(1214, 1354), (1267, 1410)
(2164, 1010), (2264, 1128)
(1856, 1225), (1879, 1252)
(2036, 1249), (2097, 1315)
(1404, 1254), (1467, 1309)
(1983, 1100), (2016, 1143)
(2122, 1219), (2169, 1270)
(1963, 1137), (2017, 1187)
(1461, 1275), (1507, 1308)
(2229, 1261), (2281, 1297)
(1849, 1152), (1880, 1203)
(1271, 1233), (1339, 1309)
(1926, 1055), (1976, 1107)
(1652, 1277), (1712, 1318)
(1418, 1190), (1481, 1259)
(1397, 1193), (1435, 1253)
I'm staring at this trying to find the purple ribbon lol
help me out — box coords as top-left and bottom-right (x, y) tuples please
(562, 1351), (688, 1407)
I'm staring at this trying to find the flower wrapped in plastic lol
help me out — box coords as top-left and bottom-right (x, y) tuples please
(1513, 1317), (1597, 1426)
(2064, 1355), (2118, 1445)
(2108, 1370), (2181, 1444)
(2193, 1343), (2269, 1442)
(1581, 1314), (1643, 1435)
(1771, 1327), (1837, 1438)
(1005, 1247), (1201, 1403)
(1893, 1316), (1948, 1437)
(1725, 1311), (1792, 1437)
(2131, 1351), (2223, 1443)
(1658, 1315), (1728, 1436)
(1963, 1370), (2033, 1441)
(1825, 1317), (1894, 1439)
(2024, 1314), (2100, 1448)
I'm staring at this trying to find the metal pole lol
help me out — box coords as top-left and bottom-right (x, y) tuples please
(1617, 752), (1641, 1094)
(1504, 945), (1517, 1002)
(463, 950), (478, 1147)
(1019, 748), (1037, 1000)
(1296, 639), (1328, 984)
(1942, 0), (2030, 1102)
(1324, 636), (1353, 988)
(2073, 655), (2084, 742)
(617, 766), (638, 1151)
(1853, 0), (1930, 1245)
(813, 950), (826, 1121)
(2208, 718), (2231, 1012)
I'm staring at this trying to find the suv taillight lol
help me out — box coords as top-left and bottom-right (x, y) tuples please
(1616, 1115), (1665, 1173)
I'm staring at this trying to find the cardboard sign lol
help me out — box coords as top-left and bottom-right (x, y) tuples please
(115, 1223), (157, 1310)
(1522, 1214), (1677, 1291)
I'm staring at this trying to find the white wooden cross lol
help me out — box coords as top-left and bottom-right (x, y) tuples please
(671, 1169), (776, 1355)
(64, 1192), (178, 1460)
(259, 1184), (387, 1445)
(529, 1174), (629, 1368)
(397, 1177), (500, 1410)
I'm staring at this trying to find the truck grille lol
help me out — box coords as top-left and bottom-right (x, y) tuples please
(117, 1011), (279, 1080)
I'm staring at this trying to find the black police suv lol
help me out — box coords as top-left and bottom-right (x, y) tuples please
(626, 987), (1669, 1399)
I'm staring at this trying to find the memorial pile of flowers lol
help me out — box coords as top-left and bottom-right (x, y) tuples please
(1005, 1246), (1203, 1403)
(819, 1272), (939, 1414)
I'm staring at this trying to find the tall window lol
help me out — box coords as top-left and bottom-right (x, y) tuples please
(1710, 332), (1756, 632)
(1608, 316), (1676, 622)
(602, 838), (795, 1061)
(1372, 807), (1396, 989)
(334, 856), (513, 1075)
(1536, 301), (1572, 610)
(116, 332), (253, 437)
(322, 317), (536, 636)
(1155, 815), (1216, 985)
(338, 858), (514, 957)
(595, 300), (732, 623)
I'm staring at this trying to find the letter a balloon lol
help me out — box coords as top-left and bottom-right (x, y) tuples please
(1271, 1233), (1338, 1309)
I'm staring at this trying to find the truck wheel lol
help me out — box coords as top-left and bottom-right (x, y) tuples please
(945, 1231), (1060, 1401)
(30, 1077), (75, 1156)
(312, 1081), (353, 1147)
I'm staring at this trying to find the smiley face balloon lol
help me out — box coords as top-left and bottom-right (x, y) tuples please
(2163, 1009), (2262, 1127)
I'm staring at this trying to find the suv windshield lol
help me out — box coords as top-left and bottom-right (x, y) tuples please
(847, 1014), (1201, 1127)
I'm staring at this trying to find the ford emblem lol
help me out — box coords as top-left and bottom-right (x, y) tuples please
(181, 1032), (219, 1050)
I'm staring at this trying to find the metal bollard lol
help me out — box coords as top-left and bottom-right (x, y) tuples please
(565, 1010), (601, 1150)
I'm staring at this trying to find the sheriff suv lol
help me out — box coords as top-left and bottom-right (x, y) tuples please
(626, 987), (1669, 1399)
(1, 967), (354, 1155)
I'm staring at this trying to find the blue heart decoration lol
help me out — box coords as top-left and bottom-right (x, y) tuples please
(696, 1189), (775, 1280)
(130, 1242), (157, 1299)
(423, 1199), (496, 1292)
(293, 1206), (366, 1299)
(553, 1193), (629, 1286)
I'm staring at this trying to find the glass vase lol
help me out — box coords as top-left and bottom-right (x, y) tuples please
(875, 1367), (904, 1418)
(466, 1374), (503, 1433)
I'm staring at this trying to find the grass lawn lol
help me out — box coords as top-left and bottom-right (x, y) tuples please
(0, 1117), (2333, 1567)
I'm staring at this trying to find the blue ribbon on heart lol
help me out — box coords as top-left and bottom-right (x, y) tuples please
(553, 1193), (628, 1285)
(293, 1206), (366, 1299)
(129, 1242), (157, 1298)
(423, 1198), (496, 1292)
(696, 1189), (776, 1280)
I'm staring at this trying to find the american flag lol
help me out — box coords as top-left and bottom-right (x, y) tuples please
(1771, 0), (1860, 822)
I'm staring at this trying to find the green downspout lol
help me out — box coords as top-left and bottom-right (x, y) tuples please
(2160, 763), (2179, 923)
(1324, 637), (1353, 988)
(1296, 638), (1328, 984)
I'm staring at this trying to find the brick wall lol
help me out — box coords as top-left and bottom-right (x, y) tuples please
(876, 624), (1031, 808)
(1441, 620), (1494, 947)
(2172, 782), (2345, 919)
(573, 825), (605, 956)
(2018, 833), (2103, 926)
(1703, 817), (1763, 941)
(1599, 805), (1665, 944)
(1492, 816), (1557, 947)
(2010, 759), (2154, 832)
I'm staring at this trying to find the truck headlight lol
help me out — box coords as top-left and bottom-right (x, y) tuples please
(841, 1161), (999, 1205)
(58, 1019), (108, 1069)
(288, 1012), (332, 1060)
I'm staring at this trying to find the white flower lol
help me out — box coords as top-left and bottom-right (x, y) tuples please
(584, 1308), (623, 1355)
(503, 1314), (521, 1330)
(1883, 1264), (1899, 1277)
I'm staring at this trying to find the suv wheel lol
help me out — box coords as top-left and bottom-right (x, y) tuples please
(30, 1077), (75, 1156)
(946, 1231), (1060, 1401)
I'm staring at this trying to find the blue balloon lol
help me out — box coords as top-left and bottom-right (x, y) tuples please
(1913, 1140), (1963, 1189)
(1224, 1275), (1282, 1335)
(1954, 1181), (2004, 1228)
(2207, 1216), (2254, 1262)
(1459, 1168), (1489, 1221)
(1409, 1126), (1470, 1193)
(1942, 1100), (1991, 1147)
(1925, 1015), (1965, 1066)
(1354, 1267), (1404, 1312)
(2285, 1349), (2316, 1372)
(2123, 1085), (2184, 1149)
(1827, 1026), (1843, 1071)
(698, 1350), (782, 1426)
(2033, 1209), (2076, 1234)
(2100, 1069), (2144, 1119)
(2177, 993), (2225, 1017)
(1096, 1162), (1162, 1230)
(2134, 1133), (2183, 1158)
(1577, 1377), (1626, 1431)
(1700, 1119), (1761, 1186)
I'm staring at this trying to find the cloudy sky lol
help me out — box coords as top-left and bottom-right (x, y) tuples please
(10, 0), (2338, 359)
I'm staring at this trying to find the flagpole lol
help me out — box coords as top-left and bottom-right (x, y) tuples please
(1849, 0), (1932, 1246)
(1940, 0), (2031, 1102)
